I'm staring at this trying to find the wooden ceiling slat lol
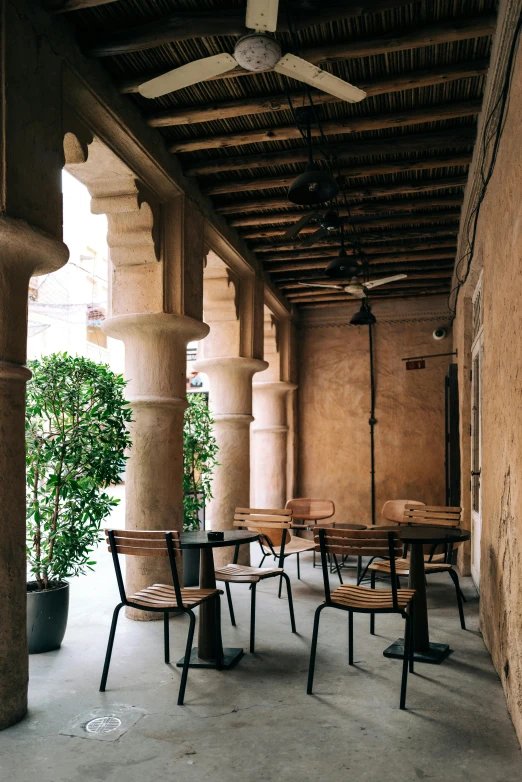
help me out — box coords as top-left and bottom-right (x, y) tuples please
(169, 100), (482, 153)
(87, 1), (412, 57)
(204, 153), (472, 195)
(300, 292), (449, 307)
(269, 251), (456, 273)
(251, 226), (460, 251)
(146, 60), (489, 127)
(218, 177), (467, 215)
(241, 210), (462, 239)
(229, 196), (464, 228)
(184, 128), (476, 175)
(261, 240), (457, 261)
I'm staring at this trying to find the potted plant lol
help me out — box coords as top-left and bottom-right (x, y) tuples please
(25, 353), (132, 653)
(183, 392), (219, 586)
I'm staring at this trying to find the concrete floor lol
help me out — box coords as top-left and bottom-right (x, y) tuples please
(1, 490), (521, 781)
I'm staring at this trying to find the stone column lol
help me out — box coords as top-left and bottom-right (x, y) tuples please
(192, 356), (267, 567)
(0, 219), (68, 730)
(251, 381), (297, 508)
(103, 313), (208, 619)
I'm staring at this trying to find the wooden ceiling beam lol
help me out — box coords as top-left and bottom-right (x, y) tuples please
(147, 60), (489, 127)
(184, 128), (476, 175)
(88, 1), (411, 57)
(251, 225), (460, 251)
(261, 241), (457, 262)
(169, 100), (482, 153)
(269, 251), (456, 273)
(218, 177), (467, 215)
(241, 210), (462, 239)
(300, 291), (449, 307)
(230, 197), (463, 228)
(47, 0), (118, 11)
(280, 267), (455, 287)
(204, 153), (472, 195)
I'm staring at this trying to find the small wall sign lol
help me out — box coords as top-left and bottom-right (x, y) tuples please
(406, 359), (426, 370)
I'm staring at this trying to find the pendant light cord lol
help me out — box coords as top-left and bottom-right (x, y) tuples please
(369, 323), (377, 526)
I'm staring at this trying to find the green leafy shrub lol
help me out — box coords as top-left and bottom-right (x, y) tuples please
(26, 354), (132, 590)
(183, 393), (219, 531)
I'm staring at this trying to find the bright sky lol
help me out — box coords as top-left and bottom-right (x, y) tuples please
(62, 170), (109, 261)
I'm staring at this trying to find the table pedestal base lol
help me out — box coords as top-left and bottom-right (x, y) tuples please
(383, 637), (450, 664)
(176, 647), (244, 670)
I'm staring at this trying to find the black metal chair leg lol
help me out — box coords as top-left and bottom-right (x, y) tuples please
(356, 556), (362, 585)
(164, 611), (170, 663)
(250, 583), (257, 653)
(357, 556), (377, 585)
(258, 553), (267, 567)
(215, 595), (223, 670)
(370, 570), (376, 635)
(178, 610), (196, 706)
(409, 608), (415, 674)
(348, 610), (354, 665)
(278, 571), (283, 598)
(224, 582), (236, 626)
(99, 602), (124, 692)
(400, 614), (411, 710)
(307, 604), (326, 694)
(297, 552), (301, 580)
(448, 569), (466, 629)
(282, 572), (297, 633)
(333, 554), (343, 584)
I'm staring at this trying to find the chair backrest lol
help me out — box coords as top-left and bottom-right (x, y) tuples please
(105, 529), (182, 605)
(286, 498), (335, 521)
(314, 527), (402, 606)
(401, 504), (462, 528)
(233, 508), (293, 548)
(381, 499), (425, 525)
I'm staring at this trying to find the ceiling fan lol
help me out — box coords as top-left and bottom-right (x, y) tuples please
(298, 274), (408, 299)
(283, 209), (340, 242)
(137, 0), (367, 103)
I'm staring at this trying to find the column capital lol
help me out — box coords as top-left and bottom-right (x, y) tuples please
(193, 356), (268, 375)
(102, 312), (209, 342)
(0, 215), (68, 276)
(253, 380), (298, 395)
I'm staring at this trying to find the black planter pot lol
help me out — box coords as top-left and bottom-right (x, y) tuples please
(183, 548), (200, 587)
(27, 582), (69, 654)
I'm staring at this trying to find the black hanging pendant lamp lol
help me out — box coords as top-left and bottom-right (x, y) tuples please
(288, 108), (339, 206)
(350, 299), (376, 326)
(325, 225), (361, 279)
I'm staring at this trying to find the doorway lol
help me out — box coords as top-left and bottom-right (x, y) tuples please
(471, 277), (483, 590)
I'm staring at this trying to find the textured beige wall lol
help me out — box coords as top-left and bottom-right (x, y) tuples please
(452, 43), (522, 745)
(297, 311), (451, 524)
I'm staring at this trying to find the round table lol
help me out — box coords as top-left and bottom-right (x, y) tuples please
(383, 525), (470, 664)
(177, 530), (259, 670)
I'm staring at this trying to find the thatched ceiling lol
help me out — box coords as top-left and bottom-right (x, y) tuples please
(53, 0), (497, 310)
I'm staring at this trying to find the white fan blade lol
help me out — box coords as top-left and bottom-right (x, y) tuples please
(273, 54), (366, 103)
(344, 285), (366, 299)
(298, 282), (343, 290)
(138, 54), (238, 99)
(246, 0), (279, 32)
(364, 274), (407, 290)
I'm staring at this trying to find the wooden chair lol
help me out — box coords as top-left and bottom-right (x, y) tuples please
(101, 529), (223, 705)
(307, 527), (416, 710)
(285, 498), (339, 581)
(367, 504), (466, 630)
(215, 508), (296, 652)
(357, 500), (425, 585)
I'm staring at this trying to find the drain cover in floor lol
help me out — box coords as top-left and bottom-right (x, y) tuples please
(61, 704), (144, 742)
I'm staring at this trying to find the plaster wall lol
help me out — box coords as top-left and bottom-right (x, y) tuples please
(297, 306), (451, 524)
(452, 39), (522, 745)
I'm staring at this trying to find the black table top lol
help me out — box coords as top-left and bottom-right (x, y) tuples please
(399, 526), (471, 545)
(179, 530), (259, 549)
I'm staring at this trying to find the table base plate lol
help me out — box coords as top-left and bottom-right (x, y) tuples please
(176, 647), (244, 669)
(383, 638), (450, 664)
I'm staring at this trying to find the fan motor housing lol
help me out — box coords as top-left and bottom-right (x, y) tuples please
(234, 34), (282, 72)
